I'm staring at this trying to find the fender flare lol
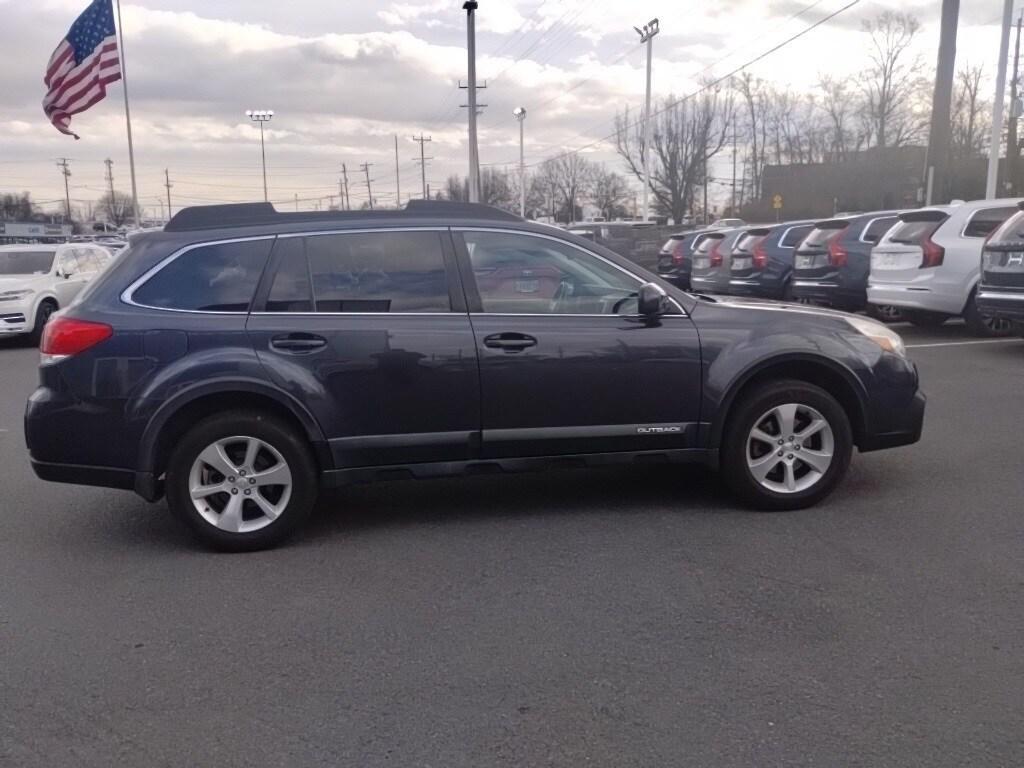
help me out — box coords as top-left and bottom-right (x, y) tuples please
(706, 352), (870, 450)
(135, 377), (328, 474)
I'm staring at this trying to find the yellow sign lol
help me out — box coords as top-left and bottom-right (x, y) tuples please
(772, 194), (783, 210)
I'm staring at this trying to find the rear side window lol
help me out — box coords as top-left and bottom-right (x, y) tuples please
(862, 216), (898, 243)
(694, 235), (721, 255)
(267, 231), (451, 313)
(132, 239), (273, 312)
(987, 209), (1024, 244)
(800, 225), (847, 250)
(734, 232), (768, 253)
(780, 225), (813, 247)
(963, 206), (1018, 238)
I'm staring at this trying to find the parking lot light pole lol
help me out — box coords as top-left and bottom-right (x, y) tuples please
(246, 110), (274, 202)
(514, 107), (527, 218)
(634, 19), (659, 222)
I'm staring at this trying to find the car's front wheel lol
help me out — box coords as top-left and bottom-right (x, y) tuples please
(166, 411), (318, 551)
(721, 380), (853, 511)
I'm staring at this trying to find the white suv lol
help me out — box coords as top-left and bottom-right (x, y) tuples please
(0, 243), (112, 344)
(867, 199), (1020, 336)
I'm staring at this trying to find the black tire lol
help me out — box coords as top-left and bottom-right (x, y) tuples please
(963, 294), (1013, 338)
(720, 380), (853, 511)
(779, 278), (794, 302)
(866, 304), (904, 324)
(28, 300), (57, 347)
(165, 410), (318, 551)
(903, 309), (948, 328)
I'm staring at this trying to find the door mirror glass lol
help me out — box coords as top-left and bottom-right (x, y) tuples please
(637, 282), (669, 317)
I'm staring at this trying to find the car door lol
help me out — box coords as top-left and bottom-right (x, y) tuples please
(53, 248), (87, 306)
(454, 228), (702, 459)
(247, 228), (480, 468)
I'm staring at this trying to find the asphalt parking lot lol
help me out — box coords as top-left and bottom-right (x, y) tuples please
(1, 323), (1022, 767)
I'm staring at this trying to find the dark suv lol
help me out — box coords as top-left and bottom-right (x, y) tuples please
(791, 212), (901, 311)
(977, 203), (1024, 334)
(656, 229), (714, 289)
(25, 201), (925, 551)
(728, 221), (815, 300)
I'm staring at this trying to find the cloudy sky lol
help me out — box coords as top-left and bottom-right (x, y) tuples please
(0, 0), (1012, 218)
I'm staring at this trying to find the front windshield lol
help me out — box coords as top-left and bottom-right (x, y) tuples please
(0, 250), (55, 276)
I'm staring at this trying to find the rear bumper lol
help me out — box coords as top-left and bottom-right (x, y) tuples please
(691, 273), (729, 294)
(729, 274), (784, 298)
(29, 459), (164, 501)
(976, 289), (1024, 321)
(867, 281), (963, 316)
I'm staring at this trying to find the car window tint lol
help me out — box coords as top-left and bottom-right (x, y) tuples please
(0, 250), (55, 275)
(75, 249), (99, 272)
(862, 217), (897, 243)
(988, 209), (1024, 243)
(305, 231), (450, 313)
(889, 219), (944, 244)
(133, 239), (273, 312)
(464, 231), (641, 315)
(266, 238), (314, 312)
(963, 206), (1018, 238)
(780, 225), (813, 247)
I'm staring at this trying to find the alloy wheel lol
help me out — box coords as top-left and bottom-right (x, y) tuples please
(188, 436), (293, 533)
(745, 403), (835, 494)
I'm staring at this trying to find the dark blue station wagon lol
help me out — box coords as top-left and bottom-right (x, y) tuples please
(26, 202), (925, 550)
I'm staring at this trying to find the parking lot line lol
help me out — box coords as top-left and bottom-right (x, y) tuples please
(906, 339), (1023, 349)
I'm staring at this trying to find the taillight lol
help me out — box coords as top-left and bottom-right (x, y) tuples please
(671, 240), (687, 265)
(827, 228), (849, 267)
(920, 237), (945, 268)
(709, 239), (723, 267)
(752, 237), (769, 269)
(40, 316), (112, 363)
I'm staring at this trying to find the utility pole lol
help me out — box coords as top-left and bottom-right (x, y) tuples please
(987, 0), (1014, 199)
(412, 134), (433, 198)
(360, 163), (374, 209)
(57, 158), (72, 222)
(1008, 11), (1023, 195)
(341, 164), (350, 210)
(394, 135), (401, 208)
(461, 1), (485, 202)
(295, 193), (299, 212)
(164, 169), (173, 220)
(703, 154), (709, 226)
(634, 18), (660, 222)
(514, 108), (527, 217)
(925, 0), (959, 205)
(103, 158), (115, 222)
(731, 112), (737, 216)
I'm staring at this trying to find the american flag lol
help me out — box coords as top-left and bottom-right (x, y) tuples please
(43, 0), (121, 139)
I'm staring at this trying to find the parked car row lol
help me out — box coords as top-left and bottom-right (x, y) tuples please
(652, 198), (1024, 338)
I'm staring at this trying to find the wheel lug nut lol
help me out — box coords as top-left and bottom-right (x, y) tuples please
(228, 476), (236, 483)
(777, 450), (784, 457)
(787, 454), (794, 460)
(244, 489), (251, 496)
(778, 439), (784, 445)
(249, 478), (256, 485)
(231, 488), (239, 495)
(239, 470), (246, 477)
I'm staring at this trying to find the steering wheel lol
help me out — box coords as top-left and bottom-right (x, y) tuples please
(611, 291), (639, 315)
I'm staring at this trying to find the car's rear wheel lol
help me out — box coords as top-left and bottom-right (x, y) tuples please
(866, 304), (904, 324)
(166, 411), (317, 551)
(903, 309), (949, 328)
(28, 300), (57, 346)
(964, 295), (1013, 338)
(721, 380), (853, 511)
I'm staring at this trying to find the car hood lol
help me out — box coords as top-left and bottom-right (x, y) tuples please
(691, 294), (862, 322)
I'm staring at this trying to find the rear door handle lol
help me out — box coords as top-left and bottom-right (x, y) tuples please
(270, 333), (328, 354)
(483, 332), (537, 351)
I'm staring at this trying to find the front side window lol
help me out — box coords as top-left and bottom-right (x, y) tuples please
(266, 231), (451, 313)
(0, 250), (55, 275)
(963, 206), (1018, 238)
(132, 239), (273, 312)
(463, 231), (642, 315)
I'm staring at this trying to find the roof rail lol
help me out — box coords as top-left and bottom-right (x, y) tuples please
(164, 200), (522, 232)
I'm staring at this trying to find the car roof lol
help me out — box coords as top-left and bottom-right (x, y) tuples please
(0, 244), (59, 252)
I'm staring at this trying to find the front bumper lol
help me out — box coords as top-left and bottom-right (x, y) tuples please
(0, 310), (30, 335)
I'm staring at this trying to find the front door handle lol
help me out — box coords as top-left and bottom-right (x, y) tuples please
(483, 332), (537, 351)
(270, 333), (328, 354)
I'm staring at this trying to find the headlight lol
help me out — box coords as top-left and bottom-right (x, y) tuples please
(846, 316), (906, 357)
(0, 289), (34, 303)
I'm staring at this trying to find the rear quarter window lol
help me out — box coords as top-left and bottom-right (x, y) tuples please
(889, 219), (943, 244)
(780, 225), (813, 247)
(963, 207), (1018, 238)
(131, 239), (274, 312)
(862, 217), (898, 243)
(987, 209), (1024, 244)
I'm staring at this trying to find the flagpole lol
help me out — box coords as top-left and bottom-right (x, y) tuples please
(113, 0), (140, 228)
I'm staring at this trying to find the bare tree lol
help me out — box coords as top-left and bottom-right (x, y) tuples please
(951, 64), (987, 160)
(818, 76), (867, 162)
(589, 165), (631, 220)
(1, 192), (38, 221)
(536, 154), (595, 223)
(445, 169), (517, 211)
(97, 191), (134, 227)
(615, 87), (732, 223)
(859, 12), (928, 148)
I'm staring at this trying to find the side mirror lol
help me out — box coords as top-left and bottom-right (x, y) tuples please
(637, 282), (670, 318)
